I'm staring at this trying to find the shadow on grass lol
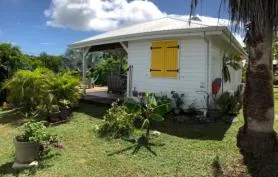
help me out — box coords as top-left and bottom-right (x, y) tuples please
(152, 118), (232, 141)
(242, 154), (278, 177)
(0, 152), (61, 177)
(0, 108), (25, 126)
(75, 102), (109, 119)
(216, 153), (278, 177)
(211, 156), (224, 177)
(107, 138), (164, 157)
(0, 161), (19, 177)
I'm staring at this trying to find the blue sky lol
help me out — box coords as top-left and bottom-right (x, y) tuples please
(0, 0), (231, 56)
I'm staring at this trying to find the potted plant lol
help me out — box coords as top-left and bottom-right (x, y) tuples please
(171, 91), (185, 115)
(59, 99), (71, 120)
(14, 121), (61, 164)
(49, 104), (60, 122)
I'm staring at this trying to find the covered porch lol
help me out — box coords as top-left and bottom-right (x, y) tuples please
(72, 42), (131, 104)
(82, 86), (124, 104)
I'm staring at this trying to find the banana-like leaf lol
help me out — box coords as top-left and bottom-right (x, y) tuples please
(153, 102), (172, 116)
(222, 65), (231, 82)
(145, 94), (157, 108)
(123, 102), (141, 114)
(151, 114), (164, 122)
(141, 119), (150, 129)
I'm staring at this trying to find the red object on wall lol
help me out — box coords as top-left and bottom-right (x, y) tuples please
(212, 78), (222, 96)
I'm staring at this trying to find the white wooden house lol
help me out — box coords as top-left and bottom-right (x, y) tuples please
(70, 17), (246, 109)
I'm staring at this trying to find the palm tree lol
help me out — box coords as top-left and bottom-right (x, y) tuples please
(0, 43), (22, 104)
(190, 0), (278, 157)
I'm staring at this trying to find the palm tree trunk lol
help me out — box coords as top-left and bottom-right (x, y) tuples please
(237, 22), (277, 157)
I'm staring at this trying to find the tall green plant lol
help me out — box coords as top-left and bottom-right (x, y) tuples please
(124, 93), (171, 145)
(97, 101), (134, 138)
(3, 68), (80, 114)
(49, 71), (80, 107)
(3, 68), (54, 112)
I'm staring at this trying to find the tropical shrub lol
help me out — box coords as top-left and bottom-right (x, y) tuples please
(3, 68), (54, 112)
(3, 68), (80, 116)
(49, 71), (80, 107)
(155, 95), (172, 105)
(96, 101), (134, 138)
(124, 93), (172, 144)
(215, 91), (242, 115)
(171, 91), (185, 114)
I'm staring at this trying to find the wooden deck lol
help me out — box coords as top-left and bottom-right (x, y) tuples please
(81, 86), (124, 104)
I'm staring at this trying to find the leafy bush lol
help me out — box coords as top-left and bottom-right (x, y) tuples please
(3, 68), (54, 112)
(3, 68), (80, 116)
(49, 71), (80, 108)
(215, 91), (242, 114)
(18, 121), (53, 143)
(17, 120), (64, 150)
(155, 95), (172, 105)
(171, 91), (185, 114)
(124, 93), (172, 144)
(96, 101), (134, 138)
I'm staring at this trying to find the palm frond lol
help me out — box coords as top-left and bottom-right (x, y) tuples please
(222, 65), (231, 82)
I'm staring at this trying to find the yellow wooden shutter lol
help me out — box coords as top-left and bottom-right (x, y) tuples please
(151, 41), (164, 77)
(164, 41), (179, 78)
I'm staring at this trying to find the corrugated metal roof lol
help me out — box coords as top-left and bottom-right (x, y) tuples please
(70, 17), (215, 48)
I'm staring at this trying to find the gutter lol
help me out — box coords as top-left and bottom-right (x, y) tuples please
(222, 28), (248, 58)
(69, 26), (226, 49)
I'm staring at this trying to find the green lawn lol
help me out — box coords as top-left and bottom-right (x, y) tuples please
(0, 100), (278, 177)
(274, 87), (278, 114)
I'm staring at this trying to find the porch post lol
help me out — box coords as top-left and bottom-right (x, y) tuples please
(82, 47), (90, 94)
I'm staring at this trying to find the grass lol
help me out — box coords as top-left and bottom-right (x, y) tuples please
(274, 87), (278, 114)
(0, 98), (278, 177)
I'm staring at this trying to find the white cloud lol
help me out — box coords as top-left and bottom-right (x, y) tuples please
(44, 0), (245, 46)
(45, 0), (165, 31)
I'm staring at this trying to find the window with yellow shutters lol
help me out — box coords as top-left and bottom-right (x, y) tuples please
(150, 41), (179, 78)
(150, 41), (164, 77)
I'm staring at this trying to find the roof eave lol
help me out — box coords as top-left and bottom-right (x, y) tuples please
(69, 26), (226, 49)
(221, 28), (247, 58)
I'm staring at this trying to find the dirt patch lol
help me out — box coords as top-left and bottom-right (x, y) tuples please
(224, 157), (250, 177)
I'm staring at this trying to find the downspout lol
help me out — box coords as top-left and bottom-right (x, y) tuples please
(204, 31), (210, 110)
